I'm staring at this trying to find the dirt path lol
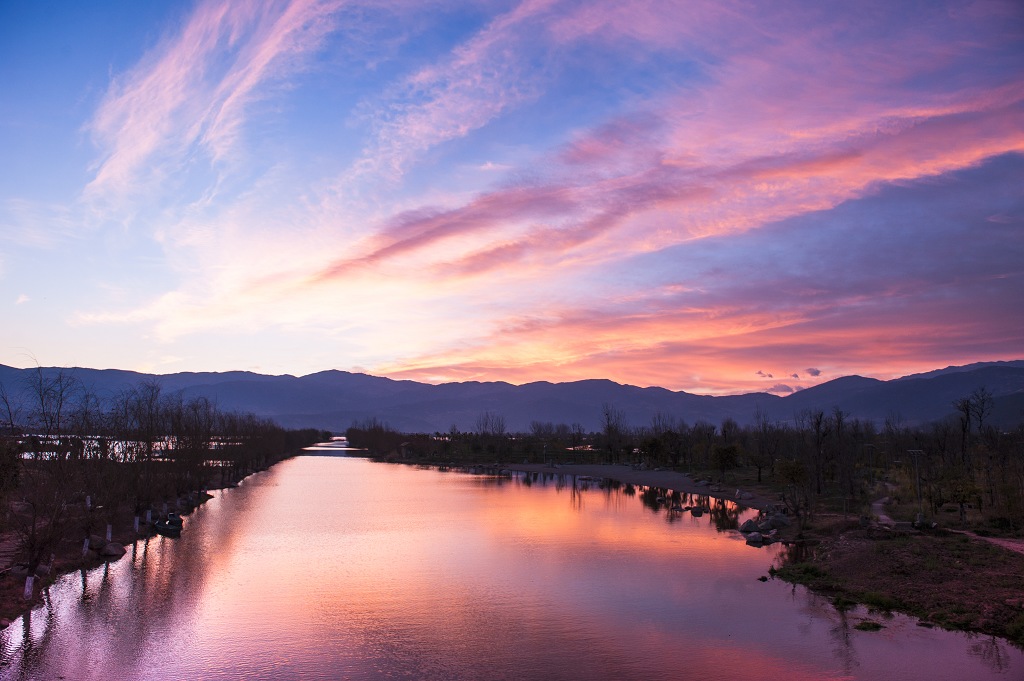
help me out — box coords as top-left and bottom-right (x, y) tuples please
(872, 495), (1024, 556)
(871, 496), (895, 525)
(951, 531), (1024, 556)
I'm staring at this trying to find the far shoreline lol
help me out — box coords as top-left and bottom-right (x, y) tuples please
(495, 462), (778, 511)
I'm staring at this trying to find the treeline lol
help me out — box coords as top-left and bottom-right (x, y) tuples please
(349, 390), (1024, 534)
(0, 368), (326, 571)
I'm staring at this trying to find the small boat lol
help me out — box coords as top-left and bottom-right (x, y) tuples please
(154, 519), (181, 537)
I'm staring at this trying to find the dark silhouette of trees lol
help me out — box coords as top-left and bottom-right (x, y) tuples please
(750, 409), (781, 483)
(600, 404), (628, 463)
(0, 369), (322, 574)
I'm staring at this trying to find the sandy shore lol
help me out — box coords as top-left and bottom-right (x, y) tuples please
(507, 463), (778, 511)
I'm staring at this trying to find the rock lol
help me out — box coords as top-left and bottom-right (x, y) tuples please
(740, 492), (755, 500)
(740, 519), (759, 533)
(99, 543), (126, 559)
(769, 513), (792, 529)
(745, 532), (763, 545)
(89, 534), (107, 550)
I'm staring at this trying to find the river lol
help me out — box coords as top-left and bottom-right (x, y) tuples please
(1, 454), (1021, 680)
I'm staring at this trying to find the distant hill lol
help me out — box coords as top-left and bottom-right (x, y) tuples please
(1, 361), (1022, 433)
(896, 360), (1024, 381)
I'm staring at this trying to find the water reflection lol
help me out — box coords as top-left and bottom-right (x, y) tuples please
(970, 636), (1014, 673)
(0, 457), (1020, 681)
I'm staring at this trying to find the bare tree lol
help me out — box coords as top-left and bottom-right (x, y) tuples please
(953, 396), (973, 470)
(0, 381), (25, 434)
(751, 409), (781, 483)
(601, 403), (627, 463)
(25, 367), (80, 438)
(970, 386), (994, 437)
(475, 411), (507, 437)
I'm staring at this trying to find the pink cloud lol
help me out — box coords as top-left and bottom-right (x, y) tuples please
(309, 92), (1024, 288)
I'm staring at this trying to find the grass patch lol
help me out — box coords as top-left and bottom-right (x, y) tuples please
(832, 596), (857, 612)
(773, 529), (1024, 647)
(861, 591), (899, 611)
(773, 562), (827, 582)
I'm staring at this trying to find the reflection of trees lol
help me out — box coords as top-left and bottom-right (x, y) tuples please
(969, 636), (1012, 673)
(639, 486), (665, 512)
(708, 498), (740, 532)
(570, 479), (584, 511)
(772, 541), (819, 571)
(15, 598), (59, 674)
(1, 480), (262, 678)
(828, 607), (859, 675)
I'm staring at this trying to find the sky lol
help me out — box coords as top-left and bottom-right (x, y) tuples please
(1, 0), (1022, 396)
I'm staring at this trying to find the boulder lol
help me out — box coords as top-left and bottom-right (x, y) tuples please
(99, 543), (126, 559)
(767, 513), (791, 529)
(745, 532), (764, 545)
(88, 534), (106, 550)
(739, 519), (759, 533)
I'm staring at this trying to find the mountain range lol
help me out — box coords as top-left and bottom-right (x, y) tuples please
(1, 361), (1023, 433)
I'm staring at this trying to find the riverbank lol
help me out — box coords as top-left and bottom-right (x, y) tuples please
(507, 463), (779, 510)
(771, 523), (1024, 647)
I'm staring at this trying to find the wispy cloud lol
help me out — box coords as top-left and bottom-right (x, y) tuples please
(343, 0), (557, 184)
(84, 0), (342, 211)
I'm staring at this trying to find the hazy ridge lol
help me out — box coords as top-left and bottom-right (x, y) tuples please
(1, 361), (1022, 433)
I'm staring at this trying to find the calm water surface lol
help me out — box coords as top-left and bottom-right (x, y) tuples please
(1, 455), (1021, 680)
